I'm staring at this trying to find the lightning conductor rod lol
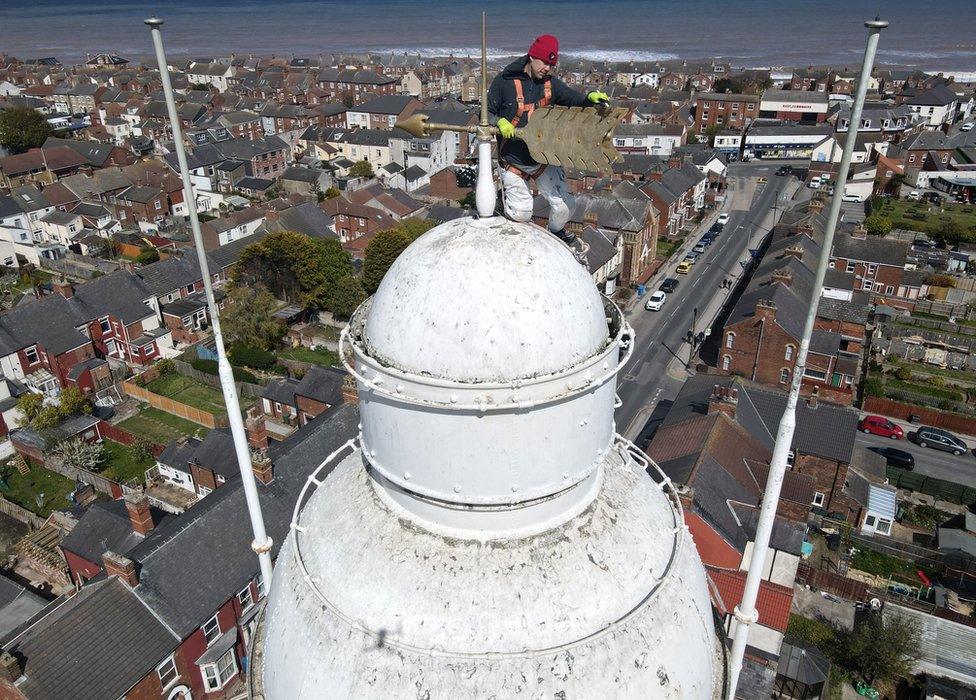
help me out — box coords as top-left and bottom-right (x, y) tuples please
(726, 17), (887, 699)
(144, 17), (274, 586)
(475, 12), (497, 218)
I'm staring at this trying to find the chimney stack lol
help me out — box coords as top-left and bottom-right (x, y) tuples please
(851, 225), (868, 240)
(252, 454), (274, 485)
(246, 412), (269, 451)
(807, 386), (820, 409)
(806, 199), (825, 214)
(771, 268), (793, 287)
(102, 551), (138, 587)
(53, 277), (74, 298)
(784, 245), (804, 261)
(708, 385), (739, 419)
(0, 652), (22, 683)
(755, 298), (777, 321)
(341, 374), (358, 404)
(124, 493), (154, 535)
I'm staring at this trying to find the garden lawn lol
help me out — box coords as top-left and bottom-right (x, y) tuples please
(849, 547), (934, 584)
(99, 440), (154, 485)
(119, 407), (205, 444)
(0, 461), (75, 518)
(278, 346), (341, 368)
(145, 372), (249, 414)
(873, 197), (976, 233)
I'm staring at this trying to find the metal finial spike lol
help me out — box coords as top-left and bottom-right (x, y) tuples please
(144, 17), (163, 27)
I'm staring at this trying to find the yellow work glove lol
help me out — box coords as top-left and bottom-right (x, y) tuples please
(587, 91), (610, 105)
(497, 117), (516, 139)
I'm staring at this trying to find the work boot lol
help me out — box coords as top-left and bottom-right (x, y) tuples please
(553, 229), (576, 245)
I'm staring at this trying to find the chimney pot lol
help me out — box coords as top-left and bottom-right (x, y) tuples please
(708, 383), (738, 418)
(253, 455), (274, 485)
(53, 277), (74, 298)
(102, 550), (138, 587)
(124, 492), (154, 535)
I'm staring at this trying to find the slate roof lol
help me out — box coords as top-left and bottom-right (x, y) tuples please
(0, 575), (47, 639)
(776, 642), (830, 686)
(3, 577), (179, 700)
(581, 227), (619, 275)
(349, 95), (417, 115)
(263, 202), (336, 239)
(262, 377), (300, 405)
(0, 293), (89, 356)
(832, 231), (908, 266)
(135, 255), (203, 296)
(59, 499), (169, 566)
(70, 271), (156, 325)
(295, 366), (344, 405)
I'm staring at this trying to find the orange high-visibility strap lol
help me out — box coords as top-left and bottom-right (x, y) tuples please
(510, 78), (552, 128)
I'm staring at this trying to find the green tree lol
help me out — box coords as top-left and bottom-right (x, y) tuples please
(234, 230), (355, 311)
(331, 274), (366, 319)
(324, 186), (341, 199)
(50, 438), (105, 472)
(135, 248), (160, 265)
(349, 160), (374, 179)
(363, 227), (411, 295)
(863, 214), (892, 237)
(841, 612), (920, 688)
(884, 173), (906, 195)
(221, 284), (286, 351)
(398, 217), (437, 241)
(702, 124), (723, 146)
(57, 386), (92, 418)
(0, 107), (53, 154)
(929, 219), (975, 245)
(15, 393), (45, 427)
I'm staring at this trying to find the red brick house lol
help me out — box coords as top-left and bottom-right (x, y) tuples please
(694, 92), (760, 134)
(108, 185), (169, 225)
(261, 366), (346, 427)
(320, 195), (394, 247)
(828, 229), (908, 299)
(0, 404), (359, 700)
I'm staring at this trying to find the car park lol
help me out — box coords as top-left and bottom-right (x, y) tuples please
(716, 213), (730, 225)
(874, 447), (915, 470)
(644, 291), (667, 311)
(659, 278), (679, 293)
(676, 261), (692, 274)
(859, 415), (903, 439)
(910, 426), (969, 456)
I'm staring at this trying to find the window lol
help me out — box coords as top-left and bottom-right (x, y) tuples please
(256, 573), (266, 598)
(780, 368), (790, 384)
(238, 583), (254, 612)
(886, 285), (894, 295)
(202, 614), (220, 645)
(725, 332), (734, 349)
(867, 263), (877, 275)
(812, 492), (825, 507)
(69, 223), (77, 233)
(804, 368), (827, 380)
(785, 345), (794, 361)
(862, 280), (873, 291)
(155, 200), (162, 210)
(99, 316), (111, 333)
(201, 649), (237, 692)
(119, 210), (126, 220)
(157, 655), (178, 689)
(846, 261), (856, 273)
(722, 355), (731, 371)
(875, 518), (892, 535)
(787, 450), (795, 466)
(24, 345), (39, 364)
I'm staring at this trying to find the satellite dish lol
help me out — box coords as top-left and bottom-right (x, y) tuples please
(870, 598), (882, 610)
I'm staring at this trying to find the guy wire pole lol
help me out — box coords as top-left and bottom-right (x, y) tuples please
(145, 17), (275, 586)
(726, 18), (887, 698)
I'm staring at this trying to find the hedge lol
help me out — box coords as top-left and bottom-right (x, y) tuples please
(189, 358), (258, 384)
(228, 344), (277, 370)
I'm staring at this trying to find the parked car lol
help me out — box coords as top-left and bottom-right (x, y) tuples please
(756, 176), (767, 184)
(907, 190), (921, 200)
(644, 290), (667, 311)
(676, 260), (693, 274)
(659, 277), (679, 293)
(909, 426), (969, 456)
(716, 213), (730, 225)
(775, 166), (793, 176)
(859, 415), (904, 439)
(926, 192), (943, 205)
(709, 224), (723, 235)
(693, 242), (707, 254)
(874, 447), (915, 470)
(684, 251), (699, 264)
(841, 193), (864, 203)
(808, 176), (822, 189)
(961, 122), (974, 132)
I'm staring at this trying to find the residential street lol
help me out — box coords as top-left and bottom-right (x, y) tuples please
(856, 429), (976, 487)
(616, 163), (795, 440)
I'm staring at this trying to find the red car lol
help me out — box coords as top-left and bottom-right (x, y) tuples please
(859, 415), (904, 439)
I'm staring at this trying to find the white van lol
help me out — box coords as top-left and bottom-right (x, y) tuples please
(808, 176), (822, 189)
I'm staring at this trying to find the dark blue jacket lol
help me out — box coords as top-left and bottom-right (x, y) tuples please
(487, 56), (590, 169)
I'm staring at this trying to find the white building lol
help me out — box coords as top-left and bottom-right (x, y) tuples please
(257, 216), (722, 697)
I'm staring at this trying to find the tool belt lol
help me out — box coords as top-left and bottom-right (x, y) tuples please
(504, 162), (547, 181)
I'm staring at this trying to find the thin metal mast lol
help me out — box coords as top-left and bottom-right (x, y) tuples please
(474, 12), (497, 218)
(726, 17), (887, 698)
(144, 17), (274, 586)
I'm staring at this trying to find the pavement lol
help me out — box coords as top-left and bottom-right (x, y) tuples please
(616, 162), (798, 441)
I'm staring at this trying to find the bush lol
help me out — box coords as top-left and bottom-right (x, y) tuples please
(189, 358), (257, 383)
(863, 376), (885, 397)
(135, 248), (160, 265)
(894, 367), (912, 381)
(926, 375), (945, 388)
(228, 345), (277, 370)
(156, 358), (175, 376)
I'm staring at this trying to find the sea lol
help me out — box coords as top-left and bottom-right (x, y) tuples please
(1, 0), (974, 74)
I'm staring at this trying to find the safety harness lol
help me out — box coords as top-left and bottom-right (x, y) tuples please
(503, 77), (551, 180)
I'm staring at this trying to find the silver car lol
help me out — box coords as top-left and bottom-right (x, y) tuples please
(911, 426), (969, 456)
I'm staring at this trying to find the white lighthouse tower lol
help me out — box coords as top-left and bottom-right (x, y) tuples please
(256, 210), (722, 696)
(255, 17), (721, 696)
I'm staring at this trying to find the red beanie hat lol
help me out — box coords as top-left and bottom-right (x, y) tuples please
(528, 35), (559, 66)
